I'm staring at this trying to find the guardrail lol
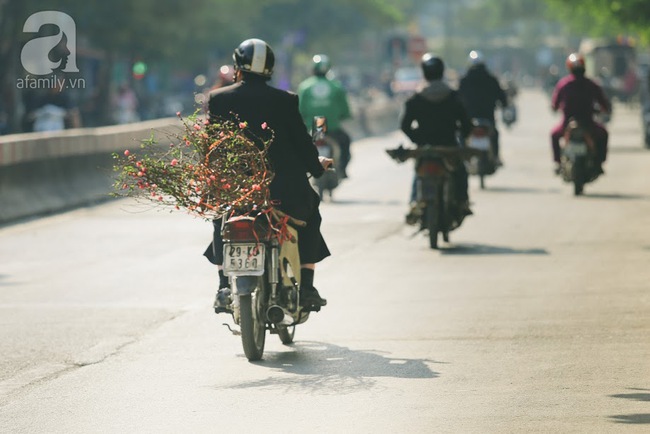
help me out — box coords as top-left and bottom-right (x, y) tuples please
(0, 97), (401, 224)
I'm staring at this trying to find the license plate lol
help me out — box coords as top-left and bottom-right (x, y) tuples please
(468, 136), (490, 151)
(223, 243), (265, 275)
(566, 141), (587, 156)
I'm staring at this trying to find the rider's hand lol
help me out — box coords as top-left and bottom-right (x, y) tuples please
(319, 156), (334, 170)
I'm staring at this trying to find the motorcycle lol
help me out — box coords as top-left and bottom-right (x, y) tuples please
(218, 117), (330, 361)
(465, 118), (498, 189)
(220, 207), (317, 361)
(387, 144), (478, 249)
(309, 116), (340, 200)
(558, 118), (603, 196)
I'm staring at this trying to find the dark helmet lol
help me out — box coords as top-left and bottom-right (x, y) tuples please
(233, 38), (275, 78)
(421, 53), (444, 80)
(565, 52), (585, 75)
(313, 54), (331, 76)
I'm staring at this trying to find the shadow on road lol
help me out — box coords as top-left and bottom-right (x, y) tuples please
(608, 414), (650, 424)
(225, 341), (442, 394)
(440, 243), (549, 256)
(479, 186), (562, 194)
(324, 198), (403, 206)
(581, 192), (649, 200)
(608, 389), (650, 424)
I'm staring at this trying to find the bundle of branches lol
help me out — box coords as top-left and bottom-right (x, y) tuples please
(112, 112), (274, 220)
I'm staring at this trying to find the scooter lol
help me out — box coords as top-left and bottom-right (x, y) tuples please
(465, 118), (498, 189)
(309, 116), (339, 200)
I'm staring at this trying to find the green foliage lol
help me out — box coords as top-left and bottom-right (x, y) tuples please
(545, 0), (650, 43)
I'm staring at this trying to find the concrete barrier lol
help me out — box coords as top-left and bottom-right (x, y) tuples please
(0, 98), (402, 224)
(0, 118), (180, 223)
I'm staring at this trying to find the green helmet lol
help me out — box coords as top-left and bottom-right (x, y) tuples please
(312, 54), (331, 76)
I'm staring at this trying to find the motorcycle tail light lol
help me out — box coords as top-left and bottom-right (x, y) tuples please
(418, 161), (445, 177)
(472, 127), (489, 138)
(222, 217), (272, 242)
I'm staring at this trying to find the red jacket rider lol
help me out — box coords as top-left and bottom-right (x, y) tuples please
(551, 53), (610, 171)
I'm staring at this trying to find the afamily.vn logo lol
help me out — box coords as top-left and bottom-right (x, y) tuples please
(17, 11), (85, 89)
(21, 11), (78, 75)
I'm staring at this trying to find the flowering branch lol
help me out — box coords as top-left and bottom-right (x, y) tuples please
(112, 111), (274, 220)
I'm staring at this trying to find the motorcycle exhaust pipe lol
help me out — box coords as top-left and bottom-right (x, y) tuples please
(266, 305), (293, 325)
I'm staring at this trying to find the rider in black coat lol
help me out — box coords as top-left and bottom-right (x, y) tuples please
(204, 39), (331, 311)
(400, 53), (473, 218)
(458, 51), (508, 164)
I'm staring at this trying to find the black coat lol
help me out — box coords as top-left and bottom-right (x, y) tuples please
(208, 79), (324, 220)
(458, 66), (507, 123)
(400, 81), (472, 147)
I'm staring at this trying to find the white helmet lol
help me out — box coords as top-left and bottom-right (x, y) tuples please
(468, 50), (485, 67)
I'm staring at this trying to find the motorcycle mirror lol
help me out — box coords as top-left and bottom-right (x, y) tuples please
(312, 116), (327, 134)
(311, 116), (327, 143)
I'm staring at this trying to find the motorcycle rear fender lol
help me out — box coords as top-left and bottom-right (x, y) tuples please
(233, 276), (258, 296)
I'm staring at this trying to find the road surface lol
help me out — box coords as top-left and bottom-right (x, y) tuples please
(1, 88), (649, 433)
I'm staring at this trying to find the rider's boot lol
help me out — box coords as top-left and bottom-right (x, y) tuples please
(299, 268), (327, 309)
(214, 270), (233, 314)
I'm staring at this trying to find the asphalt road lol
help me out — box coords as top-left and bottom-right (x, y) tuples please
(1, 88), (649, 433)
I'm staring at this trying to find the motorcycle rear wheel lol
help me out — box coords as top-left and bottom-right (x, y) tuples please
(572, 158), (586, 196)
(239, 286), (266, 361)
(426, 200), (439, 249)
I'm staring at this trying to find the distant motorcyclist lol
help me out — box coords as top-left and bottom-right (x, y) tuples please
(458, 50), (508, 165)
(400, 53), (473, 219)
(297, 54), (353, 178)
(551, 53), (610, 174)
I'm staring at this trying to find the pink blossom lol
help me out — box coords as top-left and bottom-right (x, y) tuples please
(137, 171), (144, 177)
(261, 122), (268, 130)
(239, 122), (247, 129)
(223, 183), (231, 190)
(252, 184), (261, 191)
(124, 150), (130, 156)
(158, 196), (163, 201)
(170, 159), (178, 166)
(176, 111), (181, 117)
(193, 124), (201, 131)
(210, 175), (217, 181)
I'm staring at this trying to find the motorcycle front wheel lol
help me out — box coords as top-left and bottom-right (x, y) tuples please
(277, 325), (295, 345)
(572, 157), (586, 196)
(239, 284), (266, 361)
